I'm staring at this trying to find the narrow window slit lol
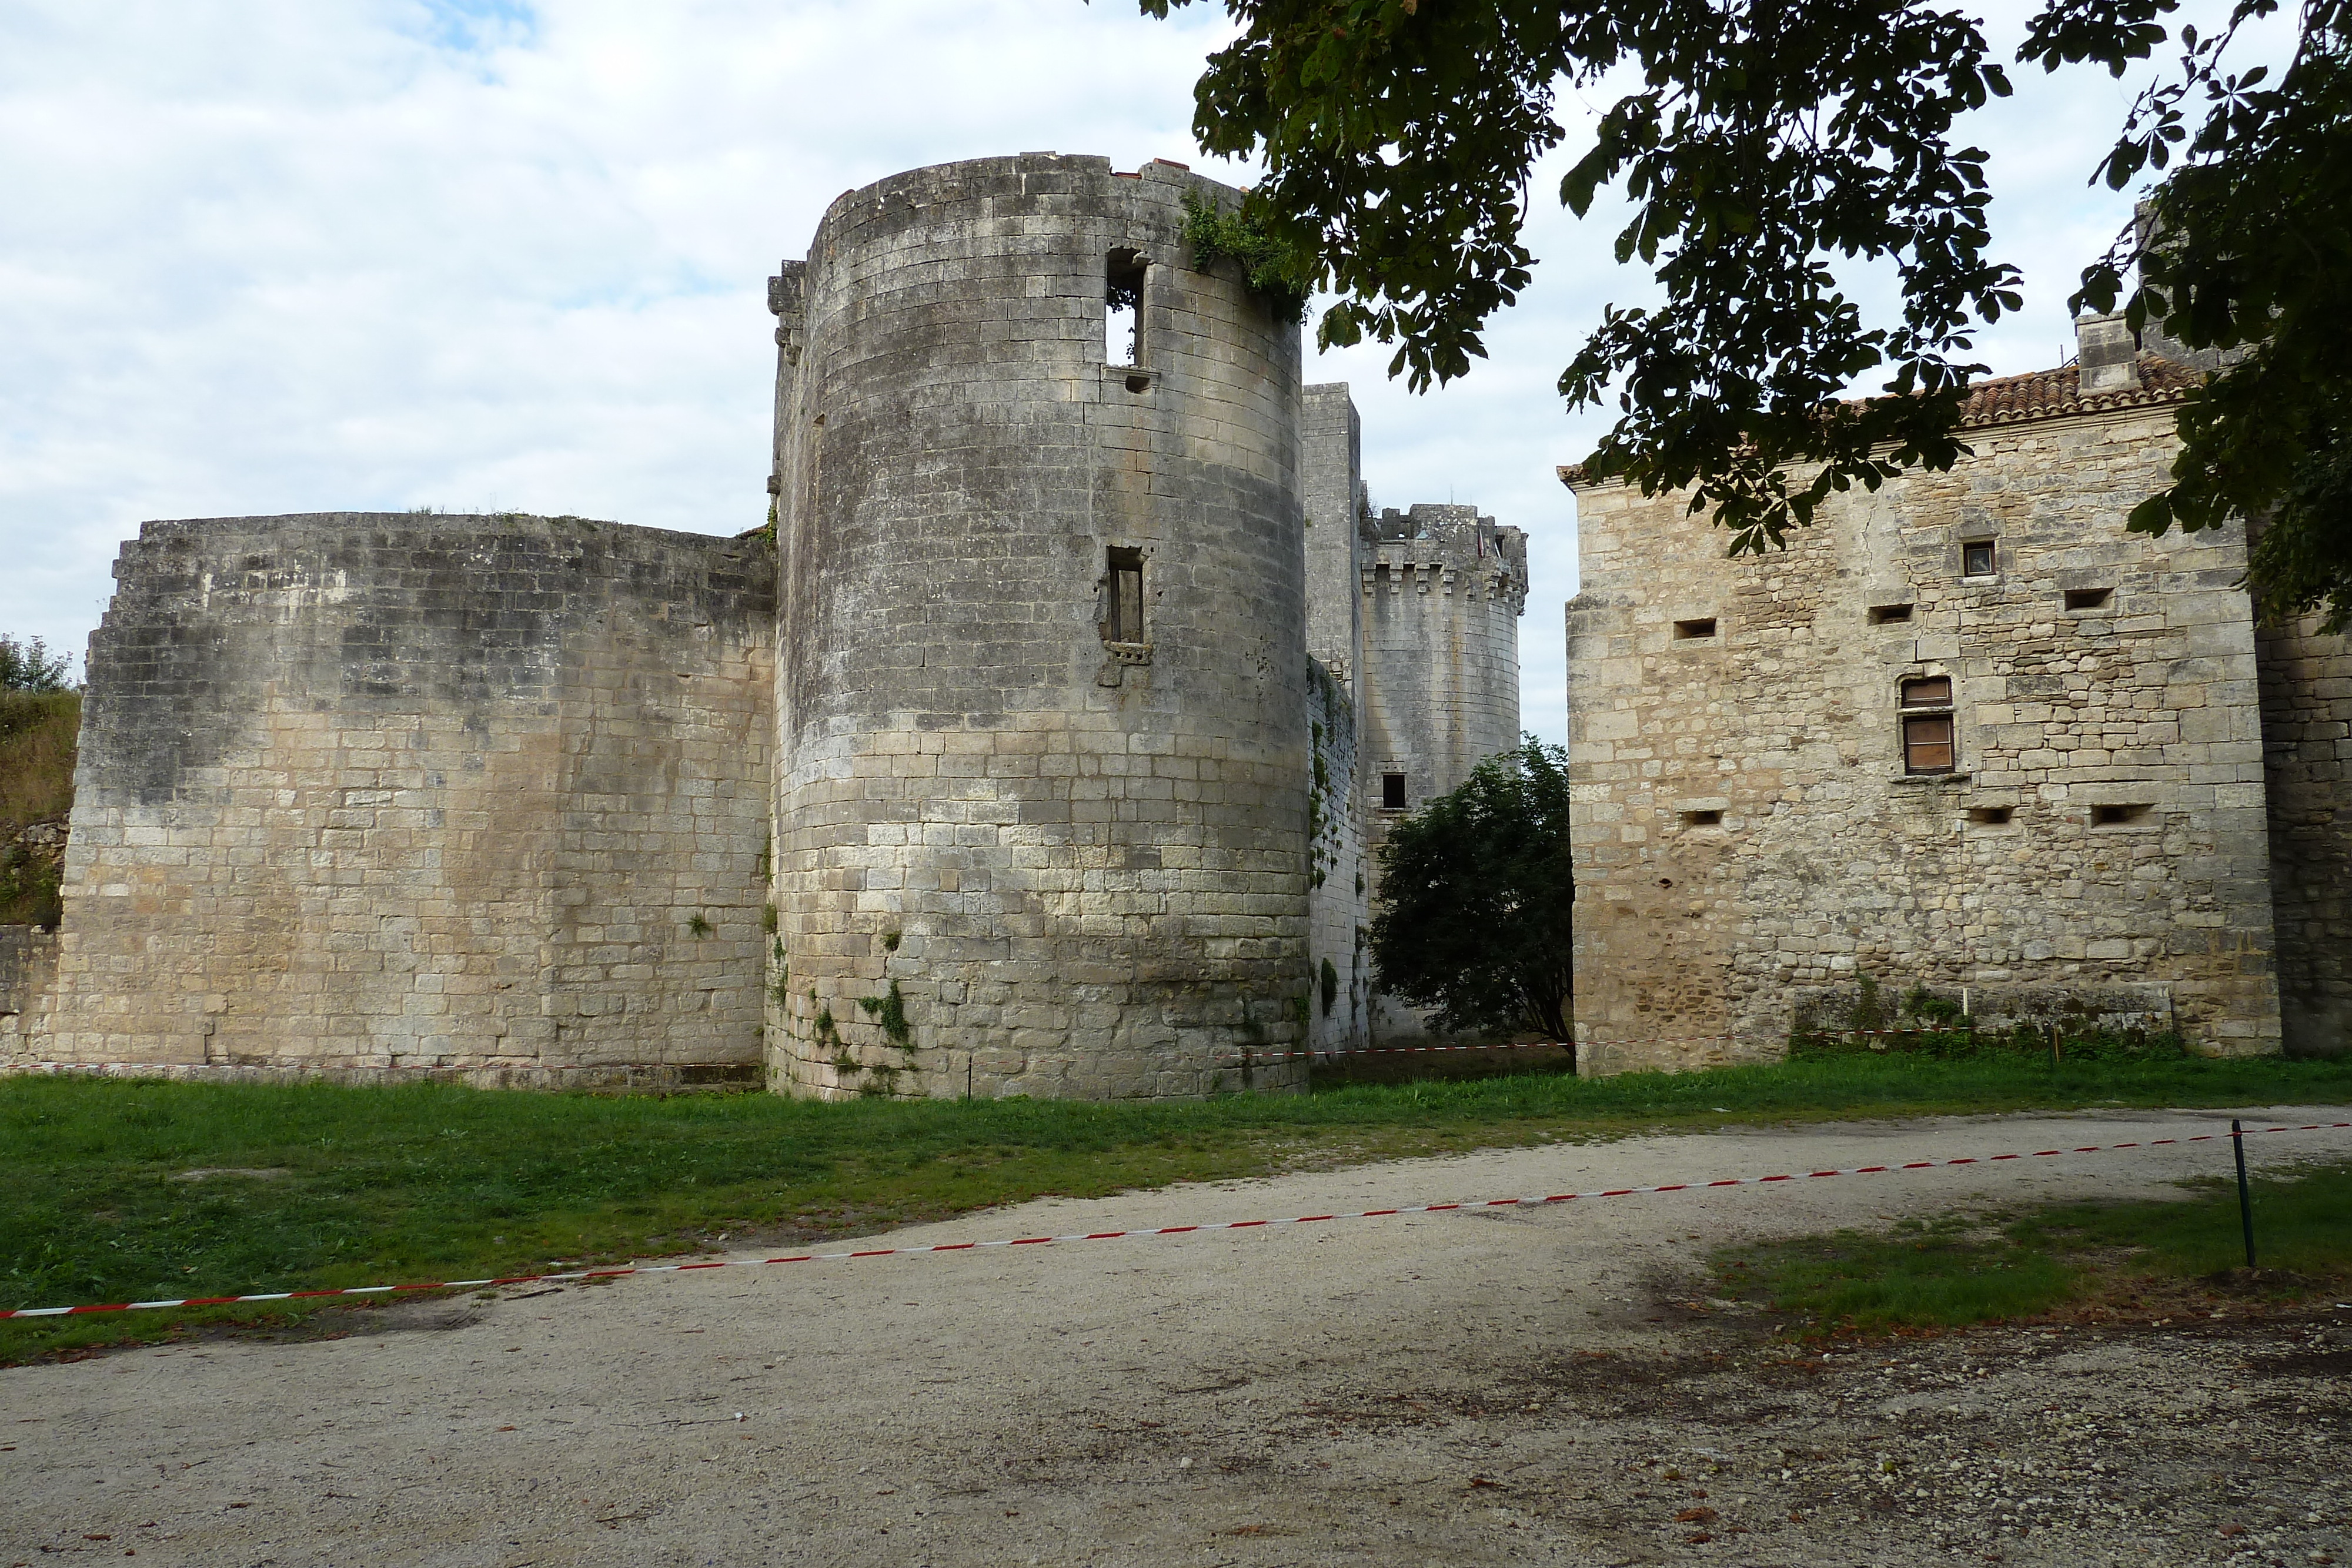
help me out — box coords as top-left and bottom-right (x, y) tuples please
(2064, 587), (2113, 611)
(1673, 617), (1717, 640)
(1967, 806), (2014, 825)
(2092, 804), (2152, 827)
(1868, 604), (1915, 626)
(1105, 249), (1146, 368)
(1680, 810), (1723, 827)
(1105, 547), (1144, 644)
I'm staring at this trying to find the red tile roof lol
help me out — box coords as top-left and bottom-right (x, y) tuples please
(1558, 353), (2204, 489)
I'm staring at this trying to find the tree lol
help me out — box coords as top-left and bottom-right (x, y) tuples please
(1367, 737), (1575, 1044)
(0, 634), (71, 693)
(1133, 0), (2352, 625)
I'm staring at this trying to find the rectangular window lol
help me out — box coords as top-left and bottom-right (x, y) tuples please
(1105, 547), (1144, 643)
(1903, 714), (1956, 774)
(1680, 809), (1723, 827)
(1961, 540), (1996, 577)
(1672, 617), (1718, 640)
(1868, 604), (1915, 626)
(1900, 676), (1953, 708)
(1382, 773), (1407, 810)
(2092, 803), (2153, 827)
(1105, 250), (1146, 367)
(2064, 587), (2113, 611)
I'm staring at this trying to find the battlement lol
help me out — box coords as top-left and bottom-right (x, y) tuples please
(1365, 504), (1528, 609)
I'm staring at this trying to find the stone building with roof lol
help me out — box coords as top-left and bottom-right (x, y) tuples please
(1562, 311), (2351, 1071)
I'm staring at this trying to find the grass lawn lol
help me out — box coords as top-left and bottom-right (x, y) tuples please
(5, 1049), (2350, 1360)
(1715, 1158), (2352, 1336)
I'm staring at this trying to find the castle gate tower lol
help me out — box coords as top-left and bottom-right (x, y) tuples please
(764, 155), (1312, 1099)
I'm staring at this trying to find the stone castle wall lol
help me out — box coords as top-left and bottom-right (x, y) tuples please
(1565, 404), (2283, 1070)
(1306, 657), (1369, 1051)
(2257, 609), (2352, 1056)
(19, 513), (774, 1084)
(1359, 503), (1528, 1042)
(764, 154), (1315, 1099)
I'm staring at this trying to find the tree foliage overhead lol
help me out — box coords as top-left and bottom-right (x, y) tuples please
(1367, 737), (1574, 1045)
(1132, 0), (2352, 624)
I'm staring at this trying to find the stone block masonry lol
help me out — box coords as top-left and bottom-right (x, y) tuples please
(764, 155), (1315, 1099)
(2258, 607), (2352, 1057)
(21, 514), (774, 1085)
(1565, 352), (2287, 1070)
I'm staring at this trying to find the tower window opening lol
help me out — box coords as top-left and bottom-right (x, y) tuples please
(1382, 773), (1407, 810)
(1106, 249), (1146, 367)
(1105, 547), (1144, 644)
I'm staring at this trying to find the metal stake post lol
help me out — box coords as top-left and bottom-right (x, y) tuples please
(2231, 1118), (2258, 1271)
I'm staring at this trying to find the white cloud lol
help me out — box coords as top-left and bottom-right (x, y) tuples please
(0, 0), (2269, 736)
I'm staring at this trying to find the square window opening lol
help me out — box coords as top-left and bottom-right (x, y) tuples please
(1105, 547), (1144, 644)
(1673, 617), (1718, 640)
(1680, 809), (1723, 827)
(1961, 540), (1997, 577)
(1903, 714), (1956, 774)
(1381, 773), (1407, 810)
(1868, 603), (1915, 626)
(2064, 587), (2114, 611)
(2091, 803), (2153, 827)
(1105, 250), (1146, 367)
(1967, 805), (2014, 825)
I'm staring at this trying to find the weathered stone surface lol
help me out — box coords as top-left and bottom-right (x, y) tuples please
(2257, 607), (2352, 1057)
(19, 513), (774, 1078)
(1564, 349), (2287, 1068)
(764, 155), (1317, 1099)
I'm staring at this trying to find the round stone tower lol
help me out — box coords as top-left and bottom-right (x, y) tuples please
(763, 153), (1312, 1100)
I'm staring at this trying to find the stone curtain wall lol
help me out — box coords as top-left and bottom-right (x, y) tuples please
(27, 514), (774, 1084)
(1305, 658), (1369, 1052)
(766, 156), (1314, 1101)
(2257, 610), (2352, 1056)
(1301, 383), (1368, 685)
(1566, 406), (2281, 1071)
(0, 925), (58, 1058)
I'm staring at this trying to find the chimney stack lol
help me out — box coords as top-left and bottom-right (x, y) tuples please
(2076, 312), (2141, 395)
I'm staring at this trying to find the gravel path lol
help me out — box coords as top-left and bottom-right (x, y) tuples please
(4, 1105), (2348, 1568)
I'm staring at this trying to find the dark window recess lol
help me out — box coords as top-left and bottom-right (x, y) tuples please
(1382, 773), (1407, 810)
(1105, 547), (1144, 643)
(2064, 587), (2114, 611)
(1105, 249), (1145, 367)
(1967, 805), (2014, 825)
(1900, 676), (1953, 708)
(2092, 803), (2153, 827)
(1868, 604), (1915, 626)
(1673, 617), (1718, 640)
(1903, 714), (1956, 774)
(1962, 540), (1996, 577)
(1680, 809), (1723, 826)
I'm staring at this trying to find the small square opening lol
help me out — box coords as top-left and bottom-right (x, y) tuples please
(1868, 604), (1915, 626)
(1899, 676), (1953, 708)
(1381, 773), (1407, 810)
(1679, 809), (1723, 827)
(1961, 540), (1997, 577)
(1967, 805), (2014, 825)
(2064, 587), (2113, 611)
(1673, 617), (1718, 640)
(2091, 803), (2153, 827)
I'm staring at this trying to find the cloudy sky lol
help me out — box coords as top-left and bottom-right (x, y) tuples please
(2, 0), (2226, 737)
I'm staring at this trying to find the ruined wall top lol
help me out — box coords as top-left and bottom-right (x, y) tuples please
(1369, 504), (1528, 612)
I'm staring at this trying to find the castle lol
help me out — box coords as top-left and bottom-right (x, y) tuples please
(0, 154), (1526, 1098)
(1562, 309), (2350, 1067)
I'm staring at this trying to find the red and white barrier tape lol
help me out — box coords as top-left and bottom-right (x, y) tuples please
(6, 1121), (2343, 1322)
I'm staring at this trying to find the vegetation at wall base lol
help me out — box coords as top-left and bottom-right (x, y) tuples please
(1368, 737), (1575, 1040)
(0, 689), (79, 928)
(1716, 1159), (2352, 1337)
(4, 1051), (2347, 1360)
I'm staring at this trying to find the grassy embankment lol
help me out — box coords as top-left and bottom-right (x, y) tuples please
(0, 690), (77, 927)
(5, 1047), (2349, 1360)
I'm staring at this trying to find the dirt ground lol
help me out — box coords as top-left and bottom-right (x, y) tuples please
(4, 1106), (2348, 1568)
